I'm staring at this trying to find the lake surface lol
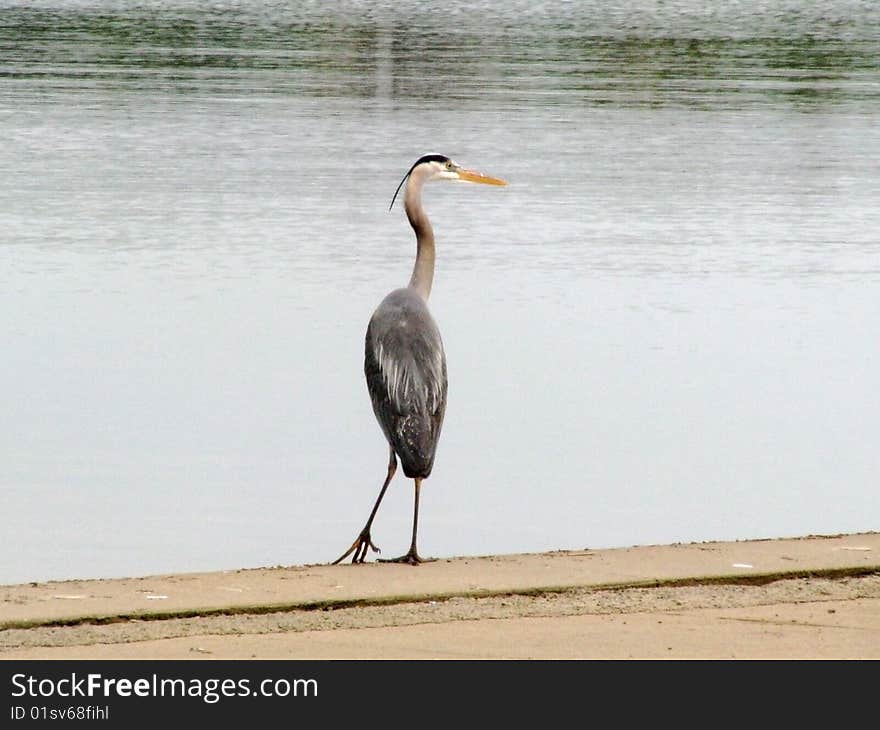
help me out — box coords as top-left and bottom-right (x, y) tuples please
(2, 0), (878, 584)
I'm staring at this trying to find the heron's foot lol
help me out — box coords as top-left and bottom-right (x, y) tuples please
(331, 530), (381, 565)
(378, 550), (435, 566)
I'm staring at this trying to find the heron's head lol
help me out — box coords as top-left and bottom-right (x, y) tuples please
(390, 154), (507, 210)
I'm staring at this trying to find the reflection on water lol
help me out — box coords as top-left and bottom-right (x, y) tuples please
(1, 0), (878, 584)
(4, 1), (879, 106)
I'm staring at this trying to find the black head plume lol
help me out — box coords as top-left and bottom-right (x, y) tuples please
(389, 154), (452, 211)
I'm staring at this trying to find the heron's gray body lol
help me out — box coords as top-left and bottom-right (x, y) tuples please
(365, 287), (447, 479)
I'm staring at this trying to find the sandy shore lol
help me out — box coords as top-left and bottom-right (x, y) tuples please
(2, 532), (878, 659)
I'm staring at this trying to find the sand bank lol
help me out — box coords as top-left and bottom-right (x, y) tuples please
(2, 532), (878, 659)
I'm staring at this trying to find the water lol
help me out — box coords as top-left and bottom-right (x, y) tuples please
(2, 0), (878, 585)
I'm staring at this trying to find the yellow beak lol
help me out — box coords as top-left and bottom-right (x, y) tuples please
(457, 168), (508, 186)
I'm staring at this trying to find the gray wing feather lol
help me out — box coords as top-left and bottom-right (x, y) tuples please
(365, 288), (448, 478)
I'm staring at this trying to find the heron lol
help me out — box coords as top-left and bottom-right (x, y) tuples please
(332, 154), (507, 565)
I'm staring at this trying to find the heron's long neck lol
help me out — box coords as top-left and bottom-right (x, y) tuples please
(404, 178), (435, 301)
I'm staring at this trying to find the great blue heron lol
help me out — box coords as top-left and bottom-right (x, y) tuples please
(332, 154), (507, 565)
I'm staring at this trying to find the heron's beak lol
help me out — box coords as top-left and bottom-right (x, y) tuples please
(456, 168), (508, 186)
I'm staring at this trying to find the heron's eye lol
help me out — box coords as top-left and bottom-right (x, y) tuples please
(445, 161), (453, 170)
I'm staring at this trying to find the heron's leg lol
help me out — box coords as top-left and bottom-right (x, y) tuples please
(331, 447), (397, 565)
(379, 477), (435, 565)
